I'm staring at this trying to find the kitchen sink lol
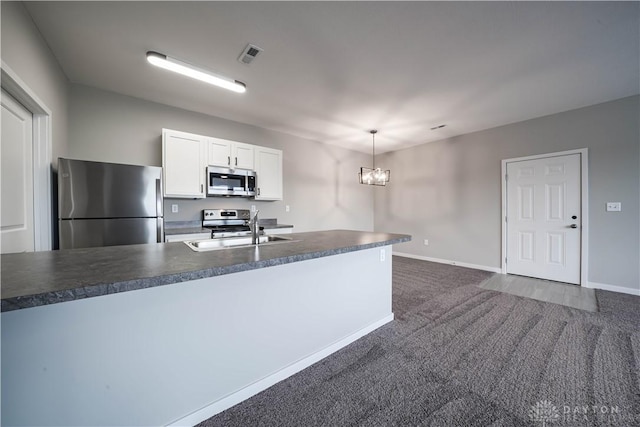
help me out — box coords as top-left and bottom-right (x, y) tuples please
(184, 235), (296, 252)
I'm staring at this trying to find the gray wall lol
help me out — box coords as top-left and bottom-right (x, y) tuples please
(68, 84), (374, 232)
(1, 1), (69, 167)
(376, 96), (639, 291)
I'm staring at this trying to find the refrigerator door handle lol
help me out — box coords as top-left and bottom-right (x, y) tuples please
(156, 178), (163, 217)
(157, 217), (164, 243)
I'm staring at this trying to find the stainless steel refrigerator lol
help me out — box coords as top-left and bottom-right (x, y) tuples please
(58, 158), (163, 249)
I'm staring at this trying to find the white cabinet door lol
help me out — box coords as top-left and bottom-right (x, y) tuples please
(162, 129), (206, 198)
(254, 147), (283, 201)
(207, 137), (232, 167)
(233, 142), (255, 170)
(208, 138), (254, 170)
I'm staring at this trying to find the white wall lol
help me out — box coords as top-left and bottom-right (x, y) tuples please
(0, 1), (69, 168)
(68, 84), (374, 232)
(376, 96), (640, 292)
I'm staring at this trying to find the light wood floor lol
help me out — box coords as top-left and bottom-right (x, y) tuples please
(479, 274), (598, 312)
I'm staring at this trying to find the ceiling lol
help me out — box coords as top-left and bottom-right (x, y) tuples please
(24, 1), (639, 154)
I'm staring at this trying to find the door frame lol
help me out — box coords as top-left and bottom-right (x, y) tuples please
(1, 62), (53, 251)
(500, 148), (589, 286)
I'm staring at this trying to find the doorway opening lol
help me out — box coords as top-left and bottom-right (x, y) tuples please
(1, 63), (53, 252)
(501, 149), (588, 286)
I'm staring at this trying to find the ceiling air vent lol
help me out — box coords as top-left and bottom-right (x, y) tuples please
(238, 44), (263, 65)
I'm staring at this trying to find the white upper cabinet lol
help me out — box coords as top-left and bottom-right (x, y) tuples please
(207, 137), (254, 170)
(254, 146), (283, 201)
(162, 129), (207, 198)
(233, 142), (255, 170)
(207, 137), (232, 167)
(163, 129), (282, 201)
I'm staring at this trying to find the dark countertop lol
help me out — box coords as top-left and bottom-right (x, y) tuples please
(1, 230), (410, 312)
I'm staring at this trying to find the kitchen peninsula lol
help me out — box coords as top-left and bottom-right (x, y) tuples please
(2, 230), (410, 426)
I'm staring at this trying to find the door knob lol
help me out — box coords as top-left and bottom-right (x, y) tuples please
(570, 224), (578, 229)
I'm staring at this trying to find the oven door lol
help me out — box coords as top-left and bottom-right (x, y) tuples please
(207, 166), (248, 196)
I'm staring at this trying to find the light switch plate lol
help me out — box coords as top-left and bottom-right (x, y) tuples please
(606, 202), (621, 212)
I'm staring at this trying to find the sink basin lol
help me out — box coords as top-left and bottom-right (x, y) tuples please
(184, 235), (295, 252)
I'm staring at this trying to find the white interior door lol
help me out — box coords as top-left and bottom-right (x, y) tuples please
(506, 153), (581, 284)
(1, 89), (34, 254)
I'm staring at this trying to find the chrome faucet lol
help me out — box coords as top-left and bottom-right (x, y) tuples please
(250, 210), (260, 245)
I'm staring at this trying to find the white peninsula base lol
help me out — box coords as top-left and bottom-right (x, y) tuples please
(2, 246), (393, 426)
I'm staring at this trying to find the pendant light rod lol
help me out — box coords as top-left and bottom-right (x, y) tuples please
(370, 129), (377, 169)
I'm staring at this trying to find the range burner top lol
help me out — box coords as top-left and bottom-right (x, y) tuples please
(202, 209), (252, 238)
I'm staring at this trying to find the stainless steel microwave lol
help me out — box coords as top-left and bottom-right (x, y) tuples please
(206, 166), (256, 197)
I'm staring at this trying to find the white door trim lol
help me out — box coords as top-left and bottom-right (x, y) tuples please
(1, 62), (53, 251)
(501, 148), (589, 286)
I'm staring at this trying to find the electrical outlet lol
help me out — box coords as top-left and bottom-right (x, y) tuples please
(251, 205), (256, 212)
(285, 205), (290, 212)
(606, 202), (621, 212)
(423, 239), (429, 246)
(380, 249), (386, 262)
(171, 204), (179, 213)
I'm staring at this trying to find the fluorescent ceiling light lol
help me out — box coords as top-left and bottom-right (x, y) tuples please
(146, 51), (246, 94)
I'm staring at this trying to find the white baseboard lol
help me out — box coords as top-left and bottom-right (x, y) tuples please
(586, 281), (640, 296)
(393, 252), (502, 273)
(168, 314), (395, 427)
(394, 253), (639, 296)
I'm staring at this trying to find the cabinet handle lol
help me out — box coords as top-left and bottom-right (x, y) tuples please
(235, 157), (238, 166)
(201, 184), (203, 193)
(257, 188), (260, 196)
(227, 156), (231, 166)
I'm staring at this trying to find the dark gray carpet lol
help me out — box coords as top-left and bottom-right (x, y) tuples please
(198, 256), (640, 426)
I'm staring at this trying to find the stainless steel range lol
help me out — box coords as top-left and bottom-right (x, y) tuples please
(203, 209), (252, 238)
